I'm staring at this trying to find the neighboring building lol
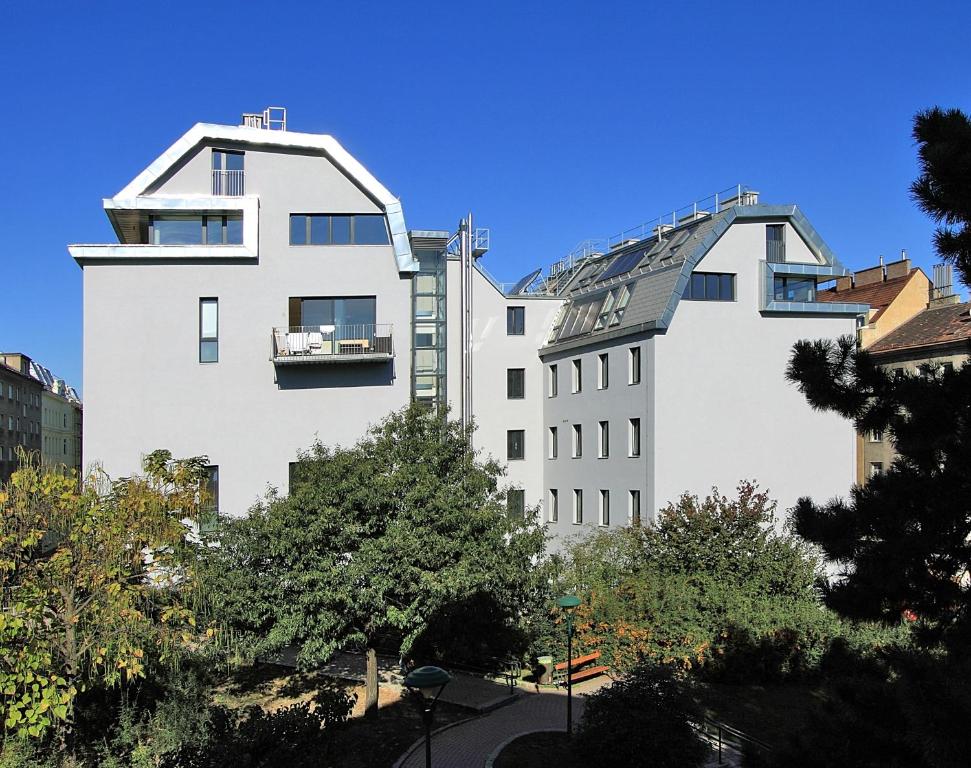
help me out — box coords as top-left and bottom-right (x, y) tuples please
(31, 361), (83, 474)
(0, 353), (43, 483)
(861, 269), (969, 481)
(816, 256), (931, 483)
(71, 109), (864, 538)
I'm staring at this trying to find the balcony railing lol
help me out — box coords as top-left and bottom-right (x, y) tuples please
(272, 324), (394, 364)
(212, 169), (245, 196)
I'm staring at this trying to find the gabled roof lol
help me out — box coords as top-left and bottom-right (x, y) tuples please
(868, 302), (971, 356)
(816, 269), (920, 322)
(108, 123), (416, 272)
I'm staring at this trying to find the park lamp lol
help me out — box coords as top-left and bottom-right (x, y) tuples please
(557, 595), (581, 736)
(404, 666), (451, 768)
(557, 594), (581, 623)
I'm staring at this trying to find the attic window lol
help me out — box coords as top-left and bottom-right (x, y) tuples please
(608, 284), (632, 326)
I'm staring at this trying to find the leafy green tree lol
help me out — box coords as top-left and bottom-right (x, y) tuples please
(911, 107), (971, 287)
(0, 451), (209, 744)
(204, 404), (547, 713)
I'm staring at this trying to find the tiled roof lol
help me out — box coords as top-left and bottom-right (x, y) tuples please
(815, 269), (918, 322)
(868, 301), (971, 355)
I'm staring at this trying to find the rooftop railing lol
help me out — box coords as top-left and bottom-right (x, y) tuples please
(271, 324), (393, 363)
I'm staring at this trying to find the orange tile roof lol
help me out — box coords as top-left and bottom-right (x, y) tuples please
(816, 269), (919, 323)
(868, 302), (971, 355)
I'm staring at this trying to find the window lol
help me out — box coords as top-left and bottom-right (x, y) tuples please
(629, 418), (641, 457)
(598, 353), (609, 389)
(288, 214), (390, 245)
(150, 214), (242, 245)
(62, 438), (67, 455)
(629, 490), (641, 525)
(199, 298), (218, 363)
(507, 306), (525, 335)
(507, 368), (525, 399)
(773, 276), (816, 302)
(572, 424), (582, 458)
(549, 427), (558, 459)
(599, 490), (610, 526)
(572, 359), (582, 393)
(201, 465), (219, 533)
(609, 284), (632, 326)
(292, 296), (376, 328)
(766, 224), (786, 263)
(549, 489), (559, 522)
(683, 272), (735, 301)
(212, 150), (244, 195)
(629, 346), (641, 385)
(507, 489), (525, 519)
(507, 429), (525, 461)
(548, 364), (558, 397)
(869, 430), (883, 443)
(869, 462), (883, 478)
(573, 489), (583, 524)
(599, 421), (609, 458)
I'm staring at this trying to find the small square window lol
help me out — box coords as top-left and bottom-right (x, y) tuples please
(869, 430), (883, 443)
(869, 462), (883, 478)
(507, 429), (525, 461)
(507, 306), (525, 335)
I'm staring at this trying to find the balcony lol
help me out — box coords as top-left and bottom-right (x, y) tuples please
(212, 169), (245, 196)
(272, 325), (394, 365)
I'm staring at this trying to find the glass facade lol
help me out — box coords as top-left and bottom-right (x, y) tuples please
(412, 248), (447, 406)
(773, 276), (816, 302)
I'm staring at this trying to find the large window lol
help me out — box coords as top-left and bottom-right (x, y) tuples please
(683, 272), (735, 301)
(151, 214), (242, 245)
(292, 297), (376, 328)
(507, 489), (525, 519)
(199, 298), (218, 363)
(773, 276), (816, 302)
(289, 214), (390, 245)
(507, 429), (525, 461)
(507, 306), (525, 335)
(507, 368), (525, 399)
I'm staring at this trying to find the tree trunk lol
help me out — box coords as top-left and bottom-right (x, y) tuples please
(364, 647), (379, 715)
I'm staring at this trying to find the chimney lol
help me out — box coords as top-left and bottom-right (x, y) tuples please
(836, 275), (853, 291)
(885, 258), (912, 280)
(854, 264), (886, 287)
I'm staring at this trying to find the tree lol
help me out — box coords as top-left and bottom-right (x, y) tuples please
(911, 107), (971, 287)
(786, 337), (971, 636)
(0, 451), (210, 744)
(204, 404), (547, 714)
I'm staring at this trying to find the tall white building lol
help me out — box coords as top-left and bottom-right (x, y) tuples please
(71, 110), (865, 535)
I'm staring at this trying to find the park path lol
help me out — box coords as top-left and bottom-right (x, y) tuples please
(395, 688), (583, 768)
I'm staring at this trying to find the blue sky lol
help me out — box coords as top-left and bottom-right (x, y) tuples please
(2, 0), (970, 393)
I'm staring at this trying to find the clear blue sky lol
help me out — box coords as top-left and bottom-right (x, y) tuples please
(3, 0), (970, 393)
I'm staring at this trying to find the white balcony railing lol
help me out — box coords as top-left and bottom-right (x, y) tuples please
(271, 324), (394, 364)
(212, 169), (245, 196)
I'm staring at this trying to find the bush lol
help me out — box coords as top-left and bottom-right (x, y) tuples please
(575, 664), (708, 768)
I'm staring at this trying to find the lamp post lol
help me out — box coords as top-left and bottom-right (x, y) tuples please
(404, 665), (451, 768)
(557, 594), (581, 736)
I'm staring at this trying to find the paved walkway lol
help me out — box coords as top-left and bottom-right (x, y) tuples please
(395, 688), (583, 768)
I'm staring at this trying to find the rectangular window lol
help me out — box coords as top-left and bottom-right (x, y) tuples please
(573, 489), (583, 524)
(599, 490), (610, 526)
(629, 418), (641, 457)
(548, 364), (558, 397)
(869, 430), (883, 443)
(766, 224), (786, 263)
(629, 490), (641, 525)
(629, 347), (641, 385)
(507, 429), (525, 461)
(212, 150), (244, 195)
(572, 424), (582, 458)
(683, 272), (735, 301)
(199, 298), (218, 363)
(288, 214), (390, 245)
(507, 489), (525, 519)
(507, 368), (525, 399)
(773, 276), (816, 302)
(549, 489), (559, 522)
(150, 214), (242, 245)
(201, 465), (219, 533)
(869, 462), (883, 478)
(572, 359), (582, 393)
(598, 353), (609, 389)
(599, 421), (609, 458)
(507, 306), (525, 335)
(549, 427), (558, 459)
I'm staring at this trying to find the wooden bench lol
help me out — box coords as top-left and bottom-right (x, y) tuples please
(553, 650), (609, 685)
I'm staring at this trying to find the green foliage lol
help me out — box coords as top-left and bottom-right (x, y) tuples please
(551, 482), (905, 680)
(0, 452), (211, 741)
(575, 663), (708, 768)
(203, 403), (549, 668)
(786, 336), (971, 638)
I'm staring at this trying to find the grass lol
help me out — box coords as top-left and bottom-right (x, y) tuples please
(493, 731), (578, 768)
(212, 662), (473, 768)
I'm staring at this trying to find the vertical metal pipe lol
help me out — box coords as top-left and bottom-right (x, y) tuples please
(566, 617), (574, 736)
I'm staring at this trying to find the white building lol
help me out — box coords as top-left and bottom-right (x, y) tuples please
(71, 110), (865, 536)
